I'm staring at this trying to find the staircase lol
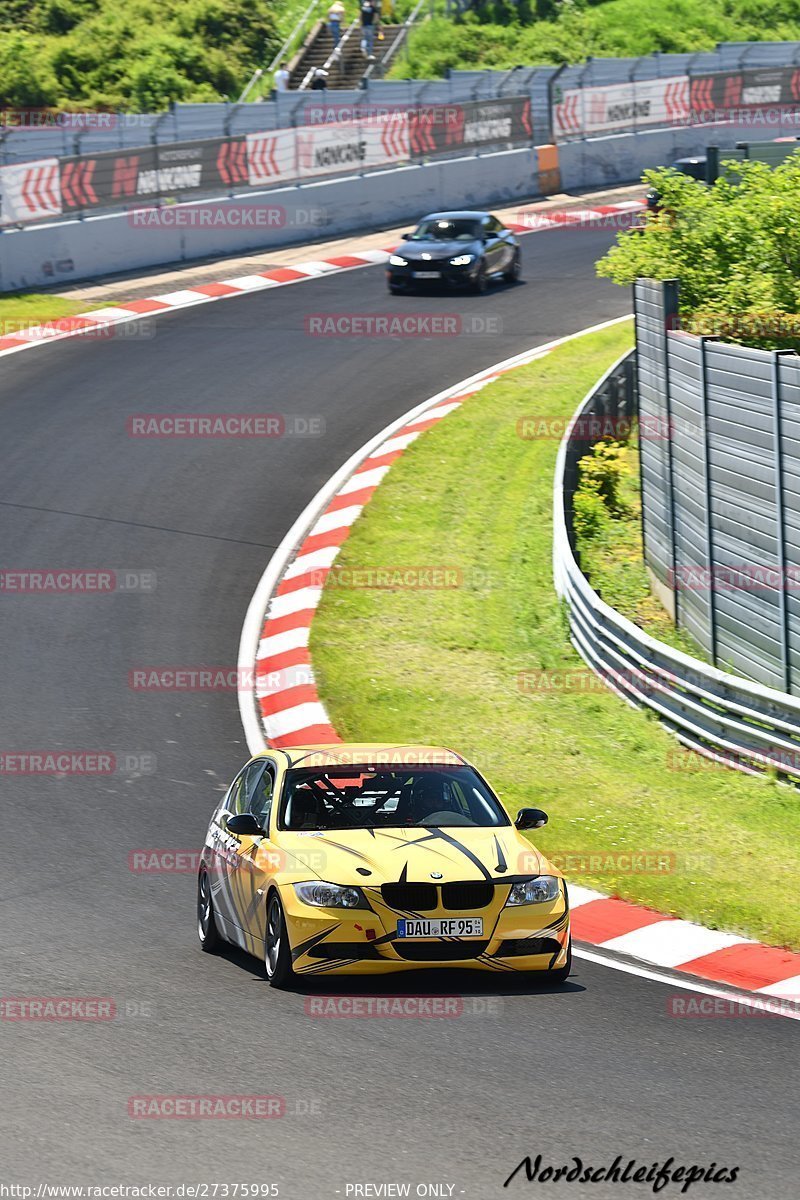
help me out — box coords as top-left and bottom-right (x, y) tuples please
(289, 21), (404, 90)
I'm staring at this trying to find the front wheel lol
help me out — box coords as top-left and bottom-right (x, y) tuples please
(197, 869), (222, 953)
(471, 262), (488, 294)
(388, 283), (405, 295)
(264, 892), (294, 988)
(503, 250), (522, 284)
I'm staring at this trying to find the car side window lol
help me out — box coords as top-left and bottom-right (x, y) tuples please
(248, 762), (276, 830)
(488, 216), (503, 234)
(222, 764), (250, 817)
(226, 760), (264, 816)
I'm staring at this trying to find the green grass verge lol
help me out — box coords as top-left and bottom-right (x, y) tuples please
(310, 320), (800, 950)
(0, 292), (100, 331)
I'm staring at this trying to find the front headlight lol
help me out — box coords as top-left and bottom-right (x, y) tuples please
(294, 881), (366, 909)
(505, 876), (560, 906)
(389, 254), (408, 267)
(449, 254), (474, 266)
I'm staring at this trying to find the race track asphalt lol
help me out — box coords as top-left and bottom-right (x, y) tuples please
(0, 226), (796, 1198)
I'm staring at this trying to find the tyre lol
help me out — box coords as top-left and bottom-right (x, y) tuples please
(388, 284), (405, 295)
(546, 939), (572, 985)
(264, 891), (294, 988)
(503, 250), (522, 284)
(471, 262), (488, 294)
(197, 868), (222, 953)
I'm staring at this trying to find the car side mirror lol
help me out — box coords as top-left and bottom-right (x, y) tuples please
(515, 807), (548, 831)
(226, 813), (266, 837)
(401, 231), (411, 240)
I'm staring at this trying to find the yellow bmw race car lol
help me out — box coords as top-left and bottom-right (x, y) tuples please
(198, 744), (571, 987)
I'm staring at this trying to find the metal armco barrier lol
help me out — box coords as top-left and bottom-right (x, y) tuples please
(554, 347), (800, 786)
(0, 96), (532, 227)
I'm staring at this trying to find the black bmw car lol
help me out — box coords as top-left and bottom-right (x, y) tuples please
(387, 210), (521, 294)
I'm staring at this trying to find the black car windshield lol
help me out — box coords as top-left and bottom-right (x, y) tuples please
(280, 766), (508, 830)
(409, 218), (482, 242)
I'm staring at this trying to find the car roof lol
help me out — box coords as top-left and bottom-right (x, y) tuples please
(261, 743), (468, 768)
(421, 211), (492, 221)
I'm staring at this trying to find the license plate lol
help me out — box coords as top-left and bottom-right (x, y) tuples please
(412, 270), (440, 279)
(396, 918), (483, 938)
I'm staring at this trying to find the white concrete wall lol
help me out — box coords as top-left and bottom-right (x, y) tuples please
(0, 149), (539, 292)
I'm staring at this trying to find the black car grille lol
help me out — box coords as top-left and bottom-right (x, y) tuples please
(381, 882), (438, 911)
(382, 881), (495, 912)
(441, 882), (494, 910)
(496, 938), (562, 959)
(407, 259), (448, 272)
(394, 940), (489, 962)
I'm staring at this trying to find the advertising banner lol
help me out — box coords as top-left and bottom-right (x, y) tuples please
(0, 157), (62, 225)
(553, 76), (689, 138)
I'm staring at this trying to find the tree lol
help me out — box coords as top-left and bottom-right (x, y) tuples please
(596, 156), (800, 349)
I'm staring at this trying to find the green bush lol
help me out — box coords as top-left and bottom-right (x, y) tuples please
(597, 156), (800, 351)
(393, 0), (800, 79)
(576, 439), (632, 519)
(0, 0), (280, 109)
(572, 485), (609, 543)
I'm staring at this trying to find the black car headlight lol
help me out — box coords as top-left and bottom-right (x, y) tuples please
(505, 876), (561, 906)
(294, 881), (368, 909)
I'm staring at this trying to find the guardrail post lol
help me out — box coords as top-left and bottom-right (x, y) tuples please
(772, 351), (793, 693)
(699, 335), (718, 665)
(546, 65), (566, 143)
(663, 280), (680, 626)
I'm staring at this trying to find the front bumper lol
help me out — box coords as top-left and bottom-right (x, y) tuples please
(282, 880), (570, 975)
(387, 264), (479, 289)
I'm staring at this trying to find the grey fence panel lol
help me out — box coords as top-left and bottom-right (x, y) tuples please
(717, 40), (800, 65)
(666, 332), (716, 659)
(635, 280), (800, 694)
(555, 348), (800, 786)
(633, 279), (673, 598)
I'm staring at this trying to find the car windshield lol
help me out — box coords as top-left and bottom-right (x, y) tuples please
(280, 766), (508, 830)
(409, 218), (481, 242)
